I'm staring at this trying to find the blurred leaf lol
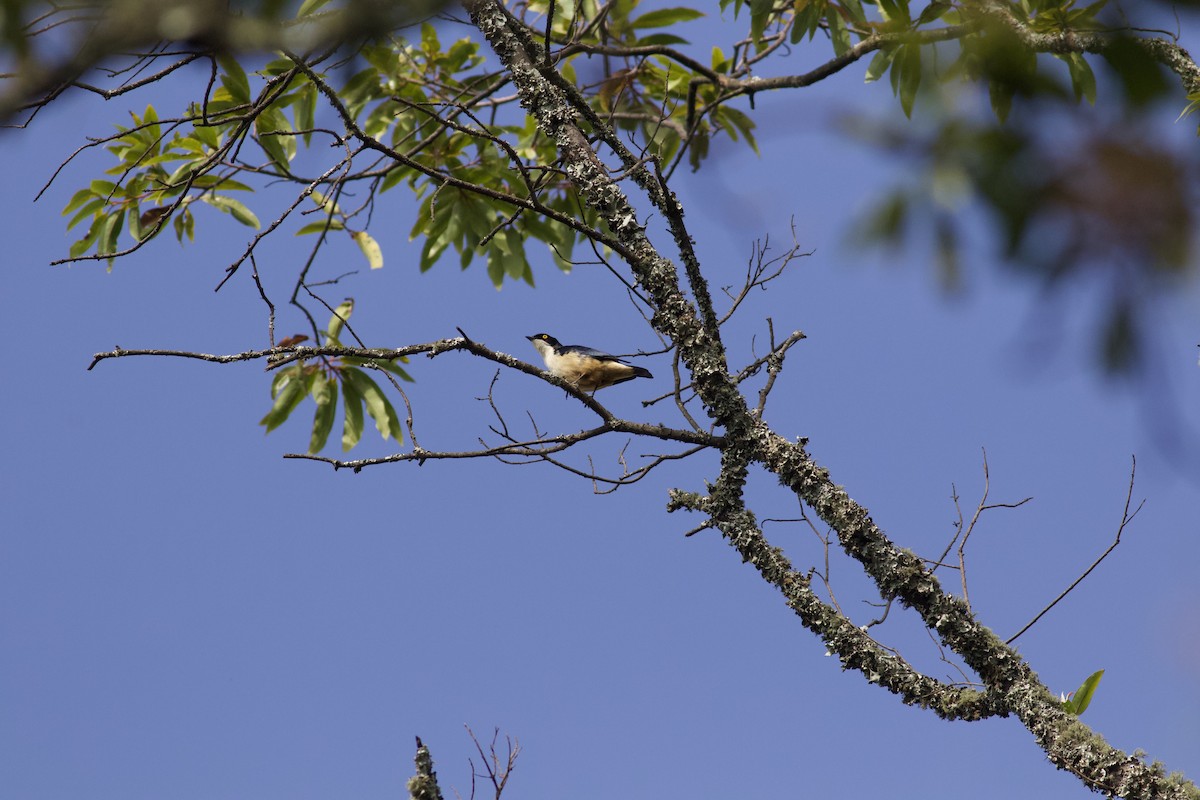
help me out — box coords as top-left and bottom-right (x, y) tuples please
(827, 8), (852, 57)
(351, 230), (384, 269)
(897, 43), (921, 117)
(934, 215), (961, 291)
(1059, 52), (1097, 104)
(631, 7), (704, 28)
(989, 78), (1015, 123)
(297, 0), (333, 16)
(1100, 36), (1171, 106)
(860, 189), (909, 243)
(792, 0), (826, 43)
(865, 47), (897, 83)
(915, 1), (950, 26)
(877, 0), (910, 24)
(1102, 304), (1137, 372)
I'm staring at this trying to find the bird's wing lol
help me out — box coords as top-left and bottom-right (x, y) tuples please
(560, 344), (627, 363)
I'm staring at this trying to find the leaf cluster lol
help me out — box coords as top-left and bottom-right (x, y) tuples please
(261, 300), (411, 454)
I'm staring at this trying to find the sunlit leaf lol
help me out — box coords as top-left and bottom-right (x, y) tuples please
(351, 230), (384, 269)
(202, 195), (261, 229)
(1062, 669), (1104, 715)
(326, 299), (354, 342)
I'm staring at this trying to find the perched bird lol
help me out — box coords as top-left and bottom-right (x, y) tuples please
(527, 333), (653, 392)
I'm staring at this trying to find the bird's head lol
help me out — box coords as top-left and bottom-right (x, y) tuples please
(526, 333), (561, 353)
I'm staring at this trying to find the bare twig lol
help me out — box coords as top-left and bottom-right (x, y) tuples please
(1007, 456), (1144, 644)
(465, 725), (519, 800)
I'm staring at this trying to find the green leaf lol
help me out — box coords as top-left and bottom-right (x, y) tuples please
(897, 43), (922, 117)
(294, 81), (317, 145)
(69, 214), (106, 258)
(1061, 52), (1097, 105)
(190, 175), (253, 192)
(635, 33), (691, 45)
(915, 0), (951, 25)
(989, 78), (1014, 123)
(174, 207), (195, 243)
(792, 0), (826, 43)
(373, 359), (413, 383)
(711, 46), (730, 73)
(827, 8), (852, 57)
(718, 106), (759, 154)
(631, 7), (704, 28)
(89, 179), (119, 199)
(487, 256), (505, 287)
(310, 190), (343, 217)
(100, 209), (125, 255)
(865, 47), (897, 83)
(749, 0), (773, 44)
(342, 356), (415, 385)
(256, 112), (293, 172)
(877, 0), (908, 23)
(260, 367), (309, 433)
(341, 373), (364, 451)
(62, 187), (97, 216)
(218, 54), (251, 104)
(308, 375), (338, 454)
(192, 123), (220, 151)
(66, 197), (105, 231)
(351, 229), (384, 269)
(840, 0), (868, 27)
(295, 219), (346, 235)
(343, 368), (403, 443)
(202, 194), (261, 228)
(1063, 669), (1104, 716)
(861, 189), (908, 243)
(326, 299), (354, 342)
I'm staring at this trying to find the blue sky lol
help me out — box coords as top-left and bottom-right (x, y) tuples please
(2, 10), (1199, 799)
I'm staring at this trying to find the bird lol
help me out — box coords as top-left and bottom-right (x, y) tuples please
(527, 333), (653, 393)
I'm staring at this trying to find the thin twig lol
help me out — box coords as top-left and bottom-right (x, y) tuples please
(1007, 456), (1143, 644)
